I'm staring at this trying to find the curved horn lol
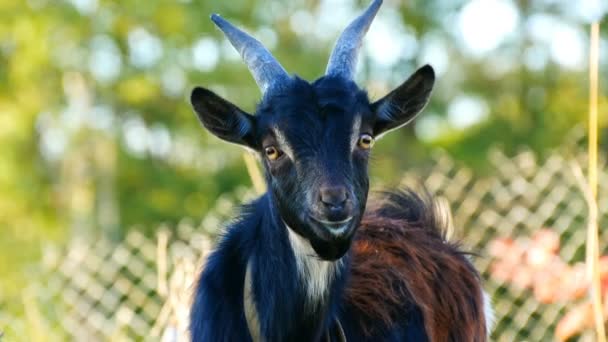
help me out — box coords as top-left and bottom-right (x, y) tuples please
(325, 0), (383, 79)
(211, 14), (289, 93)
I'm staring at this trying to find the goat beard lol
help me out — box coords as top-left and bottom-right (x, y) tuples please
(308, 233), (353, 261)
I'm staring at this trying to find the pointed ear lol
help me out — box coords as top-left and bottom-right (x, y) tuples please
(190, 87), (257, 149)
(371, 65), (435, 137)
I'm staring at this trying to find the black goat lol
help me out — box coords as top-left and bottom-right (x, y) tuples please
(189, 0), (493, 340)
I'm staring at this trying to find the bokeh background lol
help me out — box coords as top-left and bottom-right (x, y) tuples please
(1, 0), (607, 340)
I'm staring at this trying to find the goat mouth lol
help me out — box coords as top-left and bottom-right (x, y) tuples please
(310, 216), (353, 227)
(309, 216), (354, 237)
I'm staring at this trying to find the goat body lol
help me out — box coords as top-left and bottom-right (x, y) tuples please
(190, 190), (489, 341)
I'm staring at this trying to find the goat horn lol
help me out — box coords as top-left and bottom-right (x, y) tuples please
(211, 14), (290, 94)
(325, 0), (383, 79)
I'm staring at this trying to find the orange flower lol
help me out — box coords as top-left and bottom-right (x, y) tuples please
(555, 303), (593, 342)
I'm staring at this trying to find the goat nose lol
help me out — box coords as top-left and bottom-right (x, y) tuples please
(319, 186), (348, 210)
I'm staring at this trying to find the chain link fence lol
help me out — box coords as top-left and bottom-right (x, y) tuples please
(2, 145), (607, 341)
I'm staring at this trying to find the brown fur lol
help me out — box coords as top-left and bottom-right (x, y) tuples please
(344, 191), (487, 341)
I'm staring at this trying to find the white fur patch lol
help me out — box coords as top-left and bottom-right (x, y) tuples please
(273, 127), (295, 160)
(287, 228), (341, 307)
(483, 290), (495, 335)
(243, 261), (262, 341)
(350, 116), (362, 151)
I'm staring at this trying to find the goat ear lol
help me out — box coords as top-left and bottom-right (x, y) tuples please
(371, 65), (435, 137)
(190, 87), (257, 149)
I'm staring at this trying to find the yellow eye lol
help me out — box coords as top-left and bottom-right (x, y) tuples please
(357, 134), (375, 149)
(264, 146), (283, 161)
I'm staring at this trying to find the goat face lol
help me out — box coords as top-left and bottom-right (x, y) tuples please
(255, 76), (372, 261)
(190, 0), (435, 260)
(191, 66), (434, 260)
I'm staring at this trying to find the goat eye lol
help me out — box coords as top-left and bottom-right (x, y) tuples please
(357, 134), (375, 149)
(264, 146), (283, 161)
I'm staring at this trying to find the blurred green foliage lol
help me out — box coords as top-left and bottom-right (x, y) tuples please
(0, 0), (606, 319)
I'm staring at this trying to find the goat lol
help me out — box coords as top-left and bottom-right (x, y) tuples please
(189, 0), (493, 340)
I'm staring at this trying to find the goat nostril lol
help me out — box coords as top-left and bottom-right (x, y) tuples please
(319, 186), (348, 209)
